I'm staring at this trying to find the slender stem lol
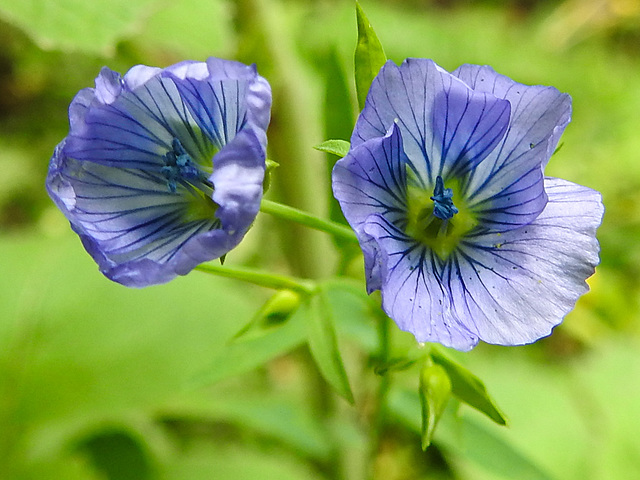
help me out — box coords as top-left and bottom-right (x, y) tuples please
(260, 198), (358, 244)
(195, 263), (316, 294)
(368, 311), (392, 480)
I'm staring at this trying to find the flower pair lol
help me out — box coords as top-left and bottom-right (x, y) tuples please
(48, 56), (603, 349)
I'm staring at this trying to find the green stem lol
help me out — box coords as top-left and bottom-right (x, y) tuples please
(195, 263), (316, 294)
(260, 199), (358, 244)
(368, 311), (392, 480)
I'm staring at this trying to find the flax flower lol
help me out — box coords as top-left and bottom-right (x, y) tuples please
(47, 58), (271, 287)
(333, 59), (603, 350)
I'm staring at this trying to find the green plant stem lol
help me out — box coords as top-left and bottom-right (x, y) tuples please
(368, 312), (392, 480)
(260, 198), (358, 244)
(195, 263), (316, 294)
(236, 0), (330, 278)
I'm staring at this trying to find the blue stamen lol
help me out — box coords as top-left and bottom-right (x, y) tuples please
(162, 138), (212, 193)
(430, 176), (458, 220)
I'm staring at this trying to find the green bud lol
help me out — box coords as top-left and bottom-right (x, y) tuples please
(261, 289), (301, 327)
(232, 289), (302, 341)
(263, 159), (279, 193)
(419, 362), (452, 450)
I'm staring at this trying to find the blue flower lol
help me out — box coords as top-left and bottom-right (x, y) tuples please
(333, 59), (603, 350)
(47, 58), (271, 287)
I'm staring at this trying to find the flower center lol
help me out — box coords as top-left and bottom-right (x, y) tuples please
(162, 137), (219, 221)
(162, 138), (213, 194)
(406, 174), (478, 260)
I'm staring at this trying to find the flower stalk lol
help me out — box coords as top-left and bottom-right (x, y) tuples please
(195, 263), (316, 294)
(260, 199), (358, 244)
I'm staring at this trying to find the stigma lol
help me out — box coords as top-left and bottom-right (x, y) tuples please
(430, 176), (458, 220)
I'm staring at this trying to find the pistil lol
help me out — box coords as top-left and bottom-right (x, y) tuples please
(430, 176), (458, 220)
(162, 138), (212, 193)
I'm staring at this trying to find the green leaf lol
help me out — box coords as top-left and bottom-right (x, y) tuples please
(161, 442), (321, 480)
(192, 305), (307, 387)
(419, 363), (452, 450)
(431, 349), (508, 426)
(373, 357), (418, 376)
(305, 289), (354, 404)
(76, 428), (155, 480)
(160, 392), (334, 462)
(387, 388), (554, 480)
(313, 139), (351, 158)
(0, 0), (158, 55)
(354, 1), (387, 110)
(321, 279), (378, 352)
(445, 415), (556, 480)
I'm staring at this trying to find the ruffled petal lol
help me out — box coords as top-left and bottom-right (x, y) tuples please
(165, 57), (272, 243)
(46, 141), (221, 287)
(161, 61), (209, 82)
(333, 123), (410, 291)
(363, 214), (479, 350)
(122, 64), (164, 91)
(94, 67), (123, 105)
(68, 88), (95, 131)
(211, 127), (266, 234)
(453, 64), (572, 231)
(165, 59), (271, 150)
(453, 64), (571, 169)
(360, 178), (602, 350)
(449, 177), (603, 346)
(64, 74), (212, 170)
(205, 58), (258, 81)
(352, 58), (510, 184)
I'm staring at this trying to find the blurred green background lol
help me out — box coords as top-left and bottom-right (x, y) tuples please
(1, 0), (640, 479)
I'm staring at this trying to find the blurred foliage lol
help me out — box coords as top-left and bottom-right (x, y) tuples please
(1, 0), (640, 479)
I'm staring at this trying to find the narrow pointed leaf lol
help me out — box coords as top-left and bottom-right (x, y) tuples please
(192, 306), (307, 386)
(354, 2), (386, 110)
(431, 349), (508, 425)
(419, 363), (452, 450)
(314, 139), (351, 158)
(388, 388), (553, 480)
(306, 289), (354, 404)
(160, 393), (334, 461)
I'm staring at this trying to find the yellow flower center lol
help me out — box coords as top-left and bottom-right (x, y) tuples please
(405, 174), (478, 260)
